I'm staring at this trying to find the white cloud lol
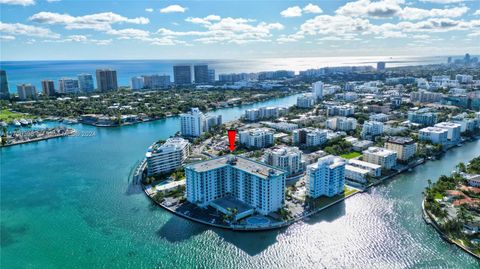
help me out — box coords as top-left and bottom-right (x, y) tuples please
(281, 6), (302, 17)
(303, 4), (323, 14)
(160, 4), (186, 14)
(336, 0), (404, 18)
(474, 10), (480, 16)
(160, 16), (284, 44)
(29, 12), (149, 31)
(145, 8), (153, 13)
(0, 0), (34, 6)
(44, 34), (112, 45)
(185, 15), (221, 25)
(419, 0), (467, 3)
(0, 22), (60, 38)
(0, 35), (15, 40)
(107, 28), (150, 39)
(401, 6), (469, 20)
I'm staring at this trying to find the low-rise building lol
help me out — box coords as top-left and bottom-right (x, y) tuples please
(326, 117), (357, 131)
(146, 137), (190, 176)
(297, 94), (316, 108)
(434, 122), (462, 142)
(306, 155), (345, 198)
(362, 147), (397, 170)
(361, 121), (384, 139)
(419, 127), (449, 145)
(292, 128), (328, 147)
(345, 165), (370, 183)
(239, 128), (274, 148)
(261, 121), (299, 132)
(385, 137), (417, 161)
(408, 108), (437, 126)
(245, 106), (287, 122)
(348, 159), (382, 177)
(327, 105), (354, 117)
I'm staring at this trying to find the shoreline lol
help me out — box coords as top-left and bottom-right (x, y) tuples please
(139, 136), (480, 232)
(422, 199), (480, 260)
(1, 128), (76, 147)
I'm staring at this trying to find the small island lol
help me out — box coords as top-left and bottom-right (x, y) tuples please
(423, 157), (480, 258)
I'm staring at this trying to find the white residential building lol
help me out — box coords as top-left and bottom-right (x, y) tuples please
(262, 121), (299, 132)
(297, 94), (316, 108)
(58, 78), (80, 94)
(292, 128), (328, 147)
(326, 117), (357, 131)
(245, 106), (287, 121)
(456, 74), (473, 84)
(348, 159), (382, 177)
(327, 105), (354, 117)
(369, 113), (389, 122)
(408, 109), (438, 126)
(239, 128), (274, 148)
(131, 76), (145, 90)
(264, 146), (303, 177)
(362, 147), (397, 170)
(434, 122), (462, 142)
(419, 127), (449, 145)
(361, 121), (384, 139)
(146, 138), (190, 176)
(185, 156), (286, 216)
(180, 108), (205, 137)
(312, 81), (323, 100)
(345, 165), (370, 183)
(180, 108), (221, 137)
(385, 137), (417, 161)
(306, 155), (345, 198)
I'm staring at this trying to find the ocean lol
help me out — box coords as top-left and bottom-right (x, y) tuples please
(0, 55), (449, 92)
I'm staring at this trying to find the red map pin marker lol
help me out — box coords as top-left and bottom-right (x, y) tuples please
(227, 129), (236, 152)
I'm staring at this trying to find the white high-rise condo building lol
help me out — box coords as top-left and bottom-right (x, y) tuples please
(239, 128), (274, 148)
(434, 122), (461, 142)
(419, 127), (448, 145)
(146, 138), (190, 176)
(385, 137), (416, 161)
(180, 108), (205, 137)
(306, 155), (345, 198)
(185, 156), (286, 216)
(58, 78), (80, 94)
(264, 146), (303, 177)
(326, 117), (357, 131)
(361, 121), (384, 139)
(131, 76), (145, 90)
(312, 81), (323, 100)
(362, 147), (397, 170)
(292, 128), (328, 147)
(17, 84), (37, 100)
(78, 74), (94, 92)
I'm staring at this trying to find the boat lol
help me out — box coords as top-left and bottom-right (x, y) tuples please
(19, 119), (29, 126)
(13, 120), (21, 126)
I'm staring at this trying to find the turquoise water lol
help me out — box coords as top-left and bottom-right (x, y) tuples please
(1, 94), (480, 268)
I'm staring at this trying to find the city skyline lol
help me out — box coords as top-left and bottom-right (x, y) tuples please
(1, 0), (479, 60)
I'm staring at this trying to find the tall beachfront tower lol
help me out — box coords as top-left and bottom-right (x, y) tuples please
(173, 65), (192, 85)
(0, 70), (9, 99)
(194, 64), (209, 84)
(185, 155), (286, 216)
(312, 81), (323, 100)
(96, 69), (118, 92)
(306, 155), (345, 198)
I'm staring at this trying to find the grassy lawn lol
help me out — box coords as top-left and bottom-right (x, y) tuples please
(340, 152), (361, 159)
(434, 193), (443, 200)
(306, 186), (359, 209)
(0, 109), (34, 123)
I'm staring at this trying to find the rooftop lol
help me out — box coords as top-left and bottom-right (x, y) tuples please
(363, 147), (396, 157)
(387, 136), (415, 145)
(186, 155), (285, 179)
(348, 159), (382, 169)
(345, 164), (370, 174)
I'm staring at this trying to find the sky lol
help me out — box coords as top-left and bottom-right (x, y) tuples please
(0, 0), (479, 60)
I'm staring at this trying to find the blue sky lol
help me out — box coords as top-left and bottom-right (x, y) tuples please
(0, 0), (479, 60)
